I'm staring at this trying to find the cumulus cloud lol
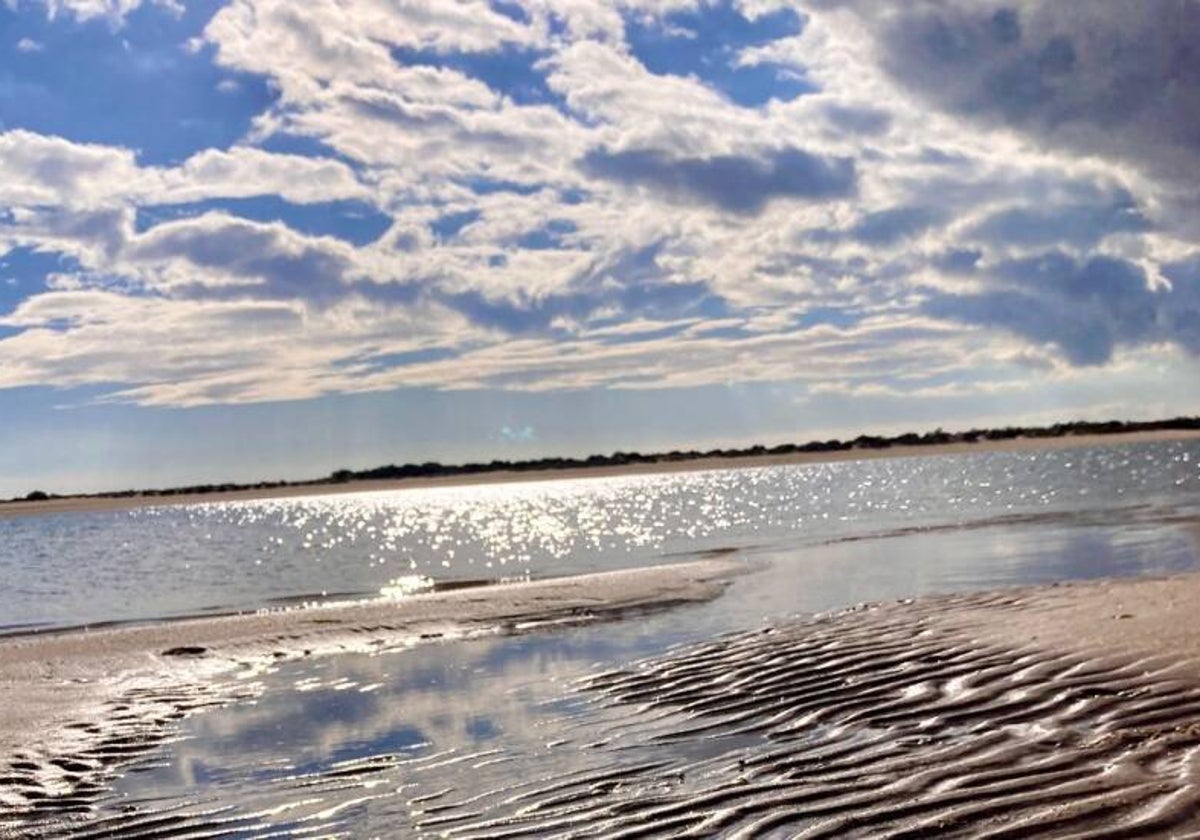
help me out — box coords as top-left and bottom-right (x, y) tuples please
(922, 252), (1200, 365)
(0, 283), (468, 406)
(127, 213), (363, 301)
(150, 148), (370, 206)
(31, 0), (180, 25)
(0, 131), (141, 208)
(823, 1), (1200, 196)
(848, 205), (943, 246)
(965, 194), (1149, 250)
(0, 131), (368, 209)
(0, 0), (1198, 410)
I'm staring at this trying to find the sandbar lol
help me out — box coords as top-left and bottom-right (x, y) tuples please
(12, 555), (1200, 834)
(432, 568), (1200, 837)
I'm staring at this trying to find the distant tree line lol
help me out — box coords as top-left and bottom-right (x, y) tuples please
(12, 415), (1200, 504)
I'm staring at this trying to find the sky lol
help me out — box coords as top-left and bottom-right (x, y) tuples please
(1, 0), (1200, 495)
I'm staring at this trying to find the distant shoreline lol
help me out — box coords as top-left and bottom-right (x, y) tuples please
(3, 426), (1199, 520)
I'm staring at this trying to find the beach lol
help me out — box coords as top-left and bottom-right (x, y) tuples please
(0, 559), (744, 815)
(563, 574), (1200, 838)
(7, 0), (1200, 833)
(8, 561), (1200, 835)
(439, 568), (1200, 837)
(2, 435), (1199, 836)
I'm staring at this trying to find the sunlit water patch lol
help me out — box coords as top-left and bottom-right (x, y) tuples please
(2, 440), (1199, 631)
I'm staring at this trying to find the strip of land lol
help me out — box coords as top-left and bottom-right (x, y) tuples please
(4, 427), (1199, 520)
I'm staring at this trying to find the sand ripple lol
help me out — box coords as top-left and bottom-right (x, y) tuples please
(0, 560), (742, 837)
(11, 588), (1200, 837)
(424, 593), (1200, 838)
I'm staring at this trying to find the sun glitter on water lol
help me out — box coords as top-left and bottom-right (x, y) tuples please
(378, 574), (437, 599)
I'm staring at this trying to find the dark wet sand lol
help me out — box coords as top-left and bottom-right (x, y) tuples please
(11, 564), (1200, 836)
(413, 573), (1200, 838)
(0, 559), (743, 822)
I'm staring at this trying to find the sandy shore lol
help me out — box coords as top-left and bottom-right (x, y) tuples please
(12, 561), (1200, 834)
(4, 428), (1199, 520)
(942, 570), (1200, 680)
(0, 558), (744, 820)
(419, 571), (1200, 838)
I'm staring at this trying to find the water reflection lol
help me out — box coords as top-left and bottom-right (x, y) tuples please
(102, 625), (674, 835)
(727, 519), (1200, 624)
(92, 519), (1200, 836)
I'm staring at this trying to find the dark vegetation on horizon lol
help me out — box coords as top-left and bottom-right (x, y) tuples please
(12, 416), (1200, 504)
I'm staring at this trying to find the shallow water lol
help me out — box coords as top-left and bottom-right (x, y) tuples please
(3, 439), (1199, 631)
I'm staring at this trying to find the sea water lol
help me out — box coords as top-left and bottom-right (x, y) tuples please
(3, 439), (1199, 632)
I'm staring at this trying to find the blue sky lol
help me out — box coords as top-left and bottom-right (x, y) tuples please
(1, 0), (1199, 495)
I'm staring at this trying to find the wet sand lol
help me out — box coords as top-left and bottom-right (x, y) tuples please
(0, 559), (744, 819)
(412, 571), (1200, 838)
(4, 428), (1199, 520)
(11, 560), (1200, 835)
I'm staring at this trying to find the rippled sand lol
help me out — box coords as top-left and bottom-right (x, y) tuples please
(427, 579), (1200, 838)
(10, 565), (1200, 837)
(0, 558), (743, 827)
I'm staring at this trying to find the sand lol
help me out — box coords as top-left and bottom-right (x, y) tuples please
(403, 570), (1200, 838)
(0, 558), (745, 820)
(943, 572), (1200, 679)
(4, 428), (1198, 520)
(11, 554), (1200, 835)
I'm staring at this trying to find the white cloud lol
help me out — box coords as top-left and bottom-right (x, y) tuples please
(0, 287), (470, 406)
(32, 0), (179, 26)
(0, 131), (141, 208)
(0, 0), (1197, 411)
(148, 147), (371, 206)
(0, 130), (369, 209)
